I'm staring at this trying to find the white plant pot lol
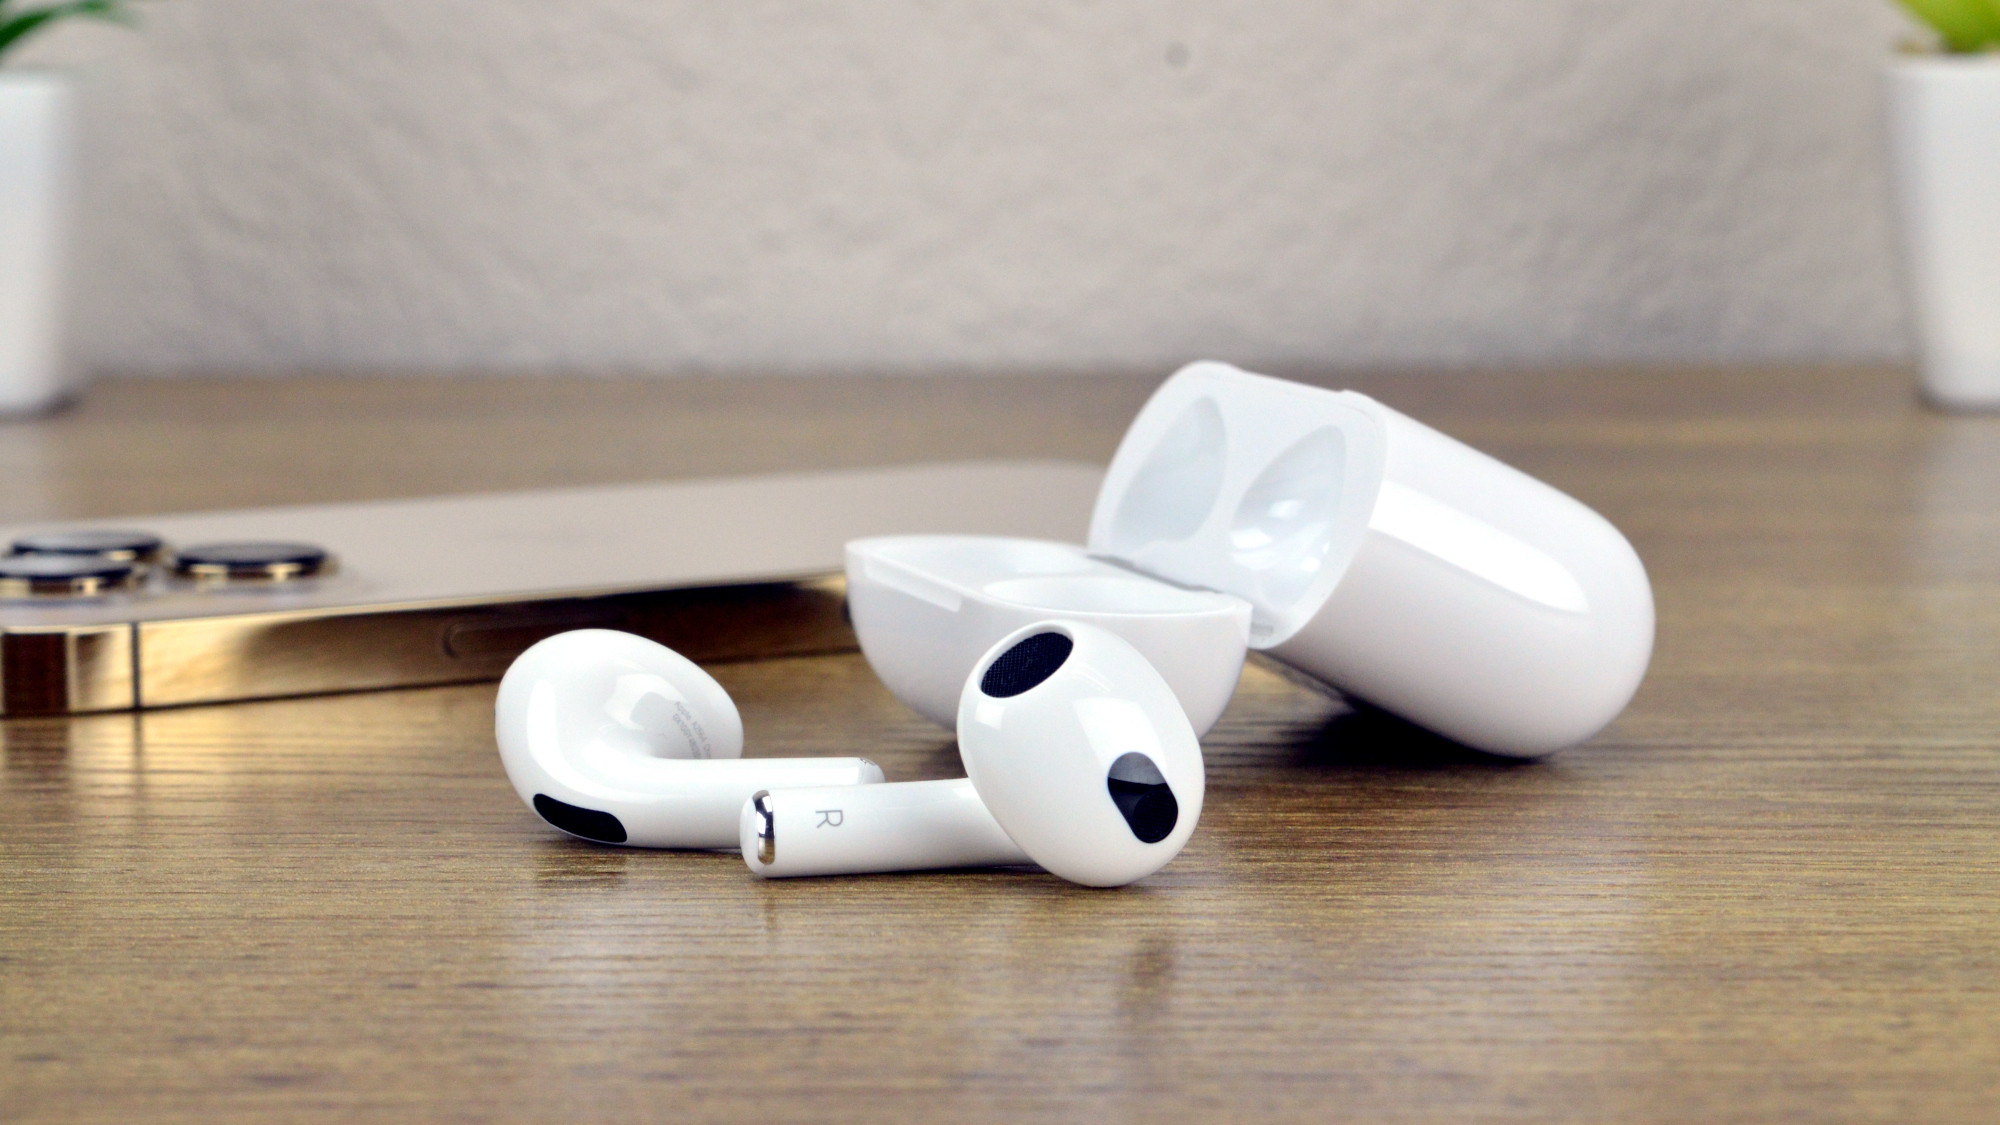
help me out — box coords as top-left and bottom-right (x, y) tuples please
(0, 72), (72, 416)
(1885, 55), (2000, 410)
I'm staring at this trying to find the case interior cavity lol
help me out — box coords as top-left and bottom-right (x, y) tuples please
(1087, 362), (1388, 646)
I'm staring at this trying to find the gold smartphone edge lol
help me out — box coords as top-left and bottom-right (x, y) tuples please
(0, 574), (852, 718)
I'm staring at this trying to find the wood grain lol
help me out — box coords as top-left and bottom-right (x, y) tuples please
(4, 366), (1999, 1123)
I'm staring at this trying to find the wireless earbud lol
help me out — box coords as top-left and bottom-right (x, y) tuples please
(740, 621), (1204, 887)
(495, 629), (885, 849)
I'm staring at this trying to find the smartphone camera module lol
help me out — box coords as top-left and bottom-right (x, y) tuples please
(10, 529), (166, 566)
(0, 554), (141, 599)
(172, 541), (334, 585)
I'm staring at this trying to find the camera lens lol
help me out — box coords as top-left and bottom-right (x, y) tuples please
(0, 554), (140, 599)
(172, 542), (333, 584)
(10, 529), (165, 565)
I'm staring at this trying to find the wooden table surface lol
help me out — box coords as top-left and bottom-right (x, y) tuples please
(3, 367), (1996, 1123)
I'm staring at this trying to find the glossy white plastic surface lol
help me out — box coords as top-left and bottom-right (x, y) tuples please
(739, 778), (1029, 877)
(495, 630), (884, 848)
(1086, 365), (1387, 647)
(1093, 363), (1654, 756)
(1264, 400), (1655, 756)
(845, 535), (1250, 735)
(847, 362), (1654, 757)
(958, 622), (1204, 887)
(1885, 56), (2000, 408)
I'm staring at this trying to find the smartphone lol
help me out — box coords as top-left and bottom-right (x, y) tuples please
(0, 460), (1102, 716)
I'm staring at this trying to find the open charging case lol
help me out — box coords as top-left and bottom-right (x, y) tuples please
(847, 362), (1655, 758)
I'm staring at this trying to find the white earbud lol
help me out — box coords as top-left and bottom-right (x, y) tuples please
(495, 629), (885, 848)
(741, 621), (1204, 887)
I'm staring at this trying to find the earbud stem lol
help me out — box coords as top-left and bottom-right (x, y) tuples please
(741, 778), (1031, 878)
(579, 757), (880, 849)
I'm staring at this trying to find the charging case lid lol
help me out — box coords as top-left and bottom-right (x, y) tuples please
(1089, 361), (1655, 756)
(1086, 362), (1388, 649)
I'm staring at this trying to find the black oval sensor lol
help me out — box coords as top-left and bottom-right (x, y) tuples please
(532, 794), (627, 844)
(1105, 752), (1178, 844)
(980, 631), (1073, 698)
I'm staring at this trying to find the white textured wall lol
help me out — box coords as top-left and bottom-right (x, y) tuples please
(19, 1), (1920, 375)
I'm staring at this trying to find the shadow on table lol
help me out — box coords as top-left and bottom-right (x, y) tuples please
(1292, 702), (1540, 772)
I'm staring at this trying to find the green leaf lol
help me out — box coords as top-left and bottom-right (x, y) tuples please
(1897, 0), (2000, 52)
(0, 0), (131, 60)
